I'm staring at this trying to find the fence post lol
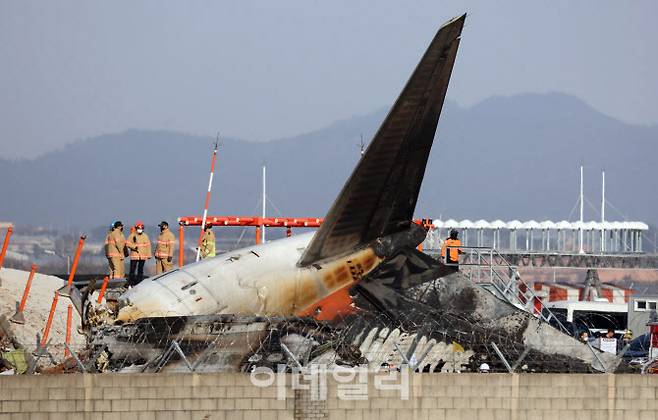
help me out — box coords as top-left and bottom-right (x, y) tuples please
(10, 263), (38, 324)
(64, 304), (73, 358)
(67, 236), (86, 289)
(179, 223), (185, 267)
(0, 226), (13, 270)
(40, 291), (59, 347)
(97, 276), (110, 304)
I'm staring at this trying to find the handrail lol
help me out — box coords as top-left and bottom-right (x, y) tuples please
(441, 246), (571, 336)
(435, 244), (610, 369)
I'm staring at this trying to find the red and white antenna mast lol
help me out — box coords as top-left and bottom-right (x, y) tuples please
(196, 135), (220, 262)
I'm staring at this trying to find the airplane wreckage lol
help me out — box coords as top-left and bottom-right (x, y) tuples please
(72, 14), (621, 374)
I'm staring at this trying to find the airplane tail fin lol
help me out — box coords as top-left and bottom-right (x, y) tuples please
(299, 14), (466, 266)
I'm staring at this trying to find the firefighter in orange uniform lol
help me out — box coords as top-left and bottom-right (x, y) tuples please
(126, 221), (152, 285)
(154, 221), (176, 274)
(106, 221), (126, 279)
(440, 229), (463, 266)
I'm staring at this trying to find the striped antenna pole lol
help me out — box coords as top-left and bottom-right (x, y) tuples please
(196, 137), (219, 262)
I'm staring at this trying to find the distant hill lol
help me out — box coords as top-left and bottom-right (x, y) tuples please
(1, 92), (657, 230)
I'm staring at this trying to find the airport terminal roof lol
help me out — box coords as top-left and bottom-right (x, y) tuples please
(431, 219), (649, 230)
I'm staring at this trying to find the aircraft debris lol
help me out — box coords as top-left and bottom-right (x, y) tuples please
(2, 15), (631, 376)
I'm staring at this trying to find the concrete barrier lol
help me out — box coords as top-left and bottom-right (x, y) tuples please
(1, 373), (657, 419)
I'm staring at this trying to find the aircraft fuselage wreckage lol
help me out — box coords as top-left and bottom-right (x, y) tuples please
(88, 15), (621, 374)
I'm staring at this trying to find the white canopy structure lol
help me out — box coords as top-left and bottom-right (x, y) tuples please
(522, 220), (541, 230)
(458, 219), (475, 229)
(506, 220), (524, 230)
(555, 220), (572, 230)
(490, 220), (507, 229)
(422, 218), (649, 253)
(443, 219), (459, 228)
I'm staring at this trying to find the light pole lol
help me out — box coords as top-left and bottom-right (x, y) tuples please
(44, 249), (70, 275)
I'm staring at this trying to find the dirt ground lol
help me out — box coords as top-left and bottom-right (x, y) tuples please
(0, 267), (86, 364)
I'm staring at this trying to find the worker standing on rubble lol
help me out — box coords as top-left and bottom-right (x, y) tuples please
(200, 224), (216, 259)
(154, 221), (176, 274)
(106, 221), (126, 279)
(126, 221), (152, 286)
(440, 229), (463, 266)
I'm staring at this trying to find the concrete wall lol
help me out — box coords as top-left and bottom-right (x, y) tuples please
(1, 373), (658, 420)
(628, 295), (658, 336)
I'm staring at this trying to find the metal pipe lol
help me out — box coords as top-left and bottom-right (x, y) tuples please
(196, 142), (219, 262)
(262, 164), (267, 243)
(526, 230), (530, 251)
(178, 223), (185, 267)
(490, 341), (513, 373)
(97, 276), (110, 304)
(66, 236), (86, 291)
(40, 291), (59, 347)
(65, 304), (72, 358)
(17, 264), (37, 312)
(601, 170), (605, 253)
(0, 226), (13, 270)
(11, 263), (38, 324)
(579, 165), (584, 254)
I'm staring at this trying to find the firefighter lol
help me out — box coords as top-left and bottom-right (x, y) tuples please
(154, 221), (176, 274)
(200, 224), (216, 259)
(126, 221), (152, 286)
(104, 223), (113, 272)
(440, 229), (463, 265)
(106, 221), (126, 279)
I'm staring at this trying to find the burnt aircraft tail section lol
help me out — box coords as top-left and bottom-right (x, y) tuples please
(299, 14), (466, 266)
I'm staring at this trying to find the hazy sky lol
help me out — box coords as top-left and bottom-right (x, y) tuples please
(1, 1), (657, 159)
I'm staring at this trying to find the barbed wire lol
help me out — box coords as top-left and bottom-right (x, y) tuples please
(2, 249), (646, 376)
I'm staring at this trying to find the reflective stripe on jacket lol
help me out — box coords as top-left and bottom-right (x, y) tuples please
(440, 238), (462, 262)
(126, 232), (152, 260)
(155, 229), (176, 259)
(104, 231), (111, 257)
(106, 229), (126, 259)
(201, 230), (216, 258)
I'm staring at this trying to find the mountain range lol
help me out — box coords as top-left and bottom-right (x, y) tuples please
(1, 92), (657, 231)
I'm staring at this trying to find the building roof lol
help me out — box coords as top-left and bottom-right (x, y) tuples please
(429, 219), (648, 231)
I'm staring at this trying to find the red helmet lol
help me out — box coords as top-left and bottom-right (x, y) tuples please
(135, 220), (145, 229)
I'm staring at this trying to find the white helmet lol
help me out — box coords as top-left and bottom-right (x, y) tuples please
(479, 363), (490, 372)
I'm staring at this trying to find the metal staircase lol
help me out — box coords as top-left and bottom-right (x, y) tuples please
(442, 246), (571, 335)
(426, 245), (611, 372)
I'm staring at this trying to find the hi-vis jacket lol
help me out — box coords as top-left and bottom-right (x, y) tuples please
(201, 230), (216, 258)
(106, 229), (126, 259)
(126, 232), (152, 260)
(440, 238), (462, 263)
(155, 229), (176, 259)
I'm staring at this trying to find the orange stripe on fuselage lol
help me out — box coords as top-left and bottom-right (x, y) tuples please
(296, 247), (381, 322)
(296, 283), (356, 321)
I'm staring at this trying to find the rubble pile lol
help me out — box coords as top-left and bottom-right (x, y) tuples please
(0, 268), (85, 373)
(77, 248), (621, 374)
(0, 250), (625, 375)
